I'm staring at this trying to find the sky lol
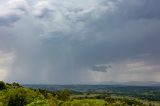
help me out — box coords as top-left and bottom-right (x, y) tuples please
(0, 0), (160, 84)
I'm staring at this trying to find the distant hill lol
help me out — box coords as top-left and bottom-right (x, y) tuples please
(99, 81), (160, 86)
(122, 81), (160, 86)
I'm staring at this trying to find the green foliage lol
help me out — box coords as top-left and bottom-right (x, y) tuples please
(104, 97), (152, 106)
(48, 96), (58, 106)
(8, 93), (27, 106)
(0, 81), (6, 90)
(7, 88), (44, 106)
(37, 89), (56, 98)
(12, 82), (21, 88)
(57, 89), (70, 101)
(0, 84), (45, 106)
(59, 99), (105, 106)
(26, 100), (48, 106)
(0, 102), (3, 106)
(0, 82), (160, 106)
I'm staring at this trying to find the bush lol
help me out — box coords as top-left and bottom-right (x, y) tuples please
(57, 89), (70, 101)
(6, 88), (45, 106)
(26, 100), (48, 106)
(0, 81), (6, 90)
(12, 82), (22, 88)
(8, 94), (27, 106)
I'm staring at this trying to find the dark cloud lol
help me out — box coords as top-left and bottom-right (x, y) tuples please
(116, 0), (160, 20)
(92, 65), (111, 72)
(0, 15), (20, 27)
(0, 0), (160, 84)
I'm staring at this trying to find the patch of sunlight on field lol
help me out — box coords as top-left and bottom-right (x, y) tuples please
(61, 99), (105, 106)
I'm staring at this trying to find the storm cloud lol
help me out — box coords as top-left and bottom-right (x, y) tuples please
(0, 0), (160, 84)
(92, 65), (111, 72)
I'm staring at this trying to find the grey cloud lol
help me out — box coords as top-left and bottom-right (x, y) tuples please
(0, 0), (160, 84)
(36, 9), (53, 18)
(0, 15), (21, 27)
(92, 65), (111, 72)
(116, 0), (160, 20)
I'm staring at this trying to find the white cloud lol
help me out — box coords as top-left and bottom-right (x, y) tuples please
(29, 0), (118, 40)
(0, 0), (28, 26)
(32, 1), (54, 17)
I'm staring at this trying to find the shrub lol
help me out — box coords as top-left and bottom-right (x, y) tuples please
(57, 89), (70, 101)
(12, 82), (21, 88)
(0, 81), (6, 90)
(7, 94), (27, 106)
(26, 100), (48, 106)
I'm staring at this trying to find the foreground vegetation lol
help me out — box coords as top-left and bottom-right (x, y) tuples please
(0, 81), (159, 106)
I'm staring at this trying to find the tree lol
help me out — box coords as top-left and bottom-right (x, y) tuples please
(0, 81), (6, 90)
(13, 82), (21, 87)
(7, 88), (28, 106)
(8, 94), (27, 106)
(57, 89), (70, 101)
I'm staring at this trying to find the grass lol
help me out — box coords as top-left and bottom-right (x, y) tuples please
(60, 99), (105, 106)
